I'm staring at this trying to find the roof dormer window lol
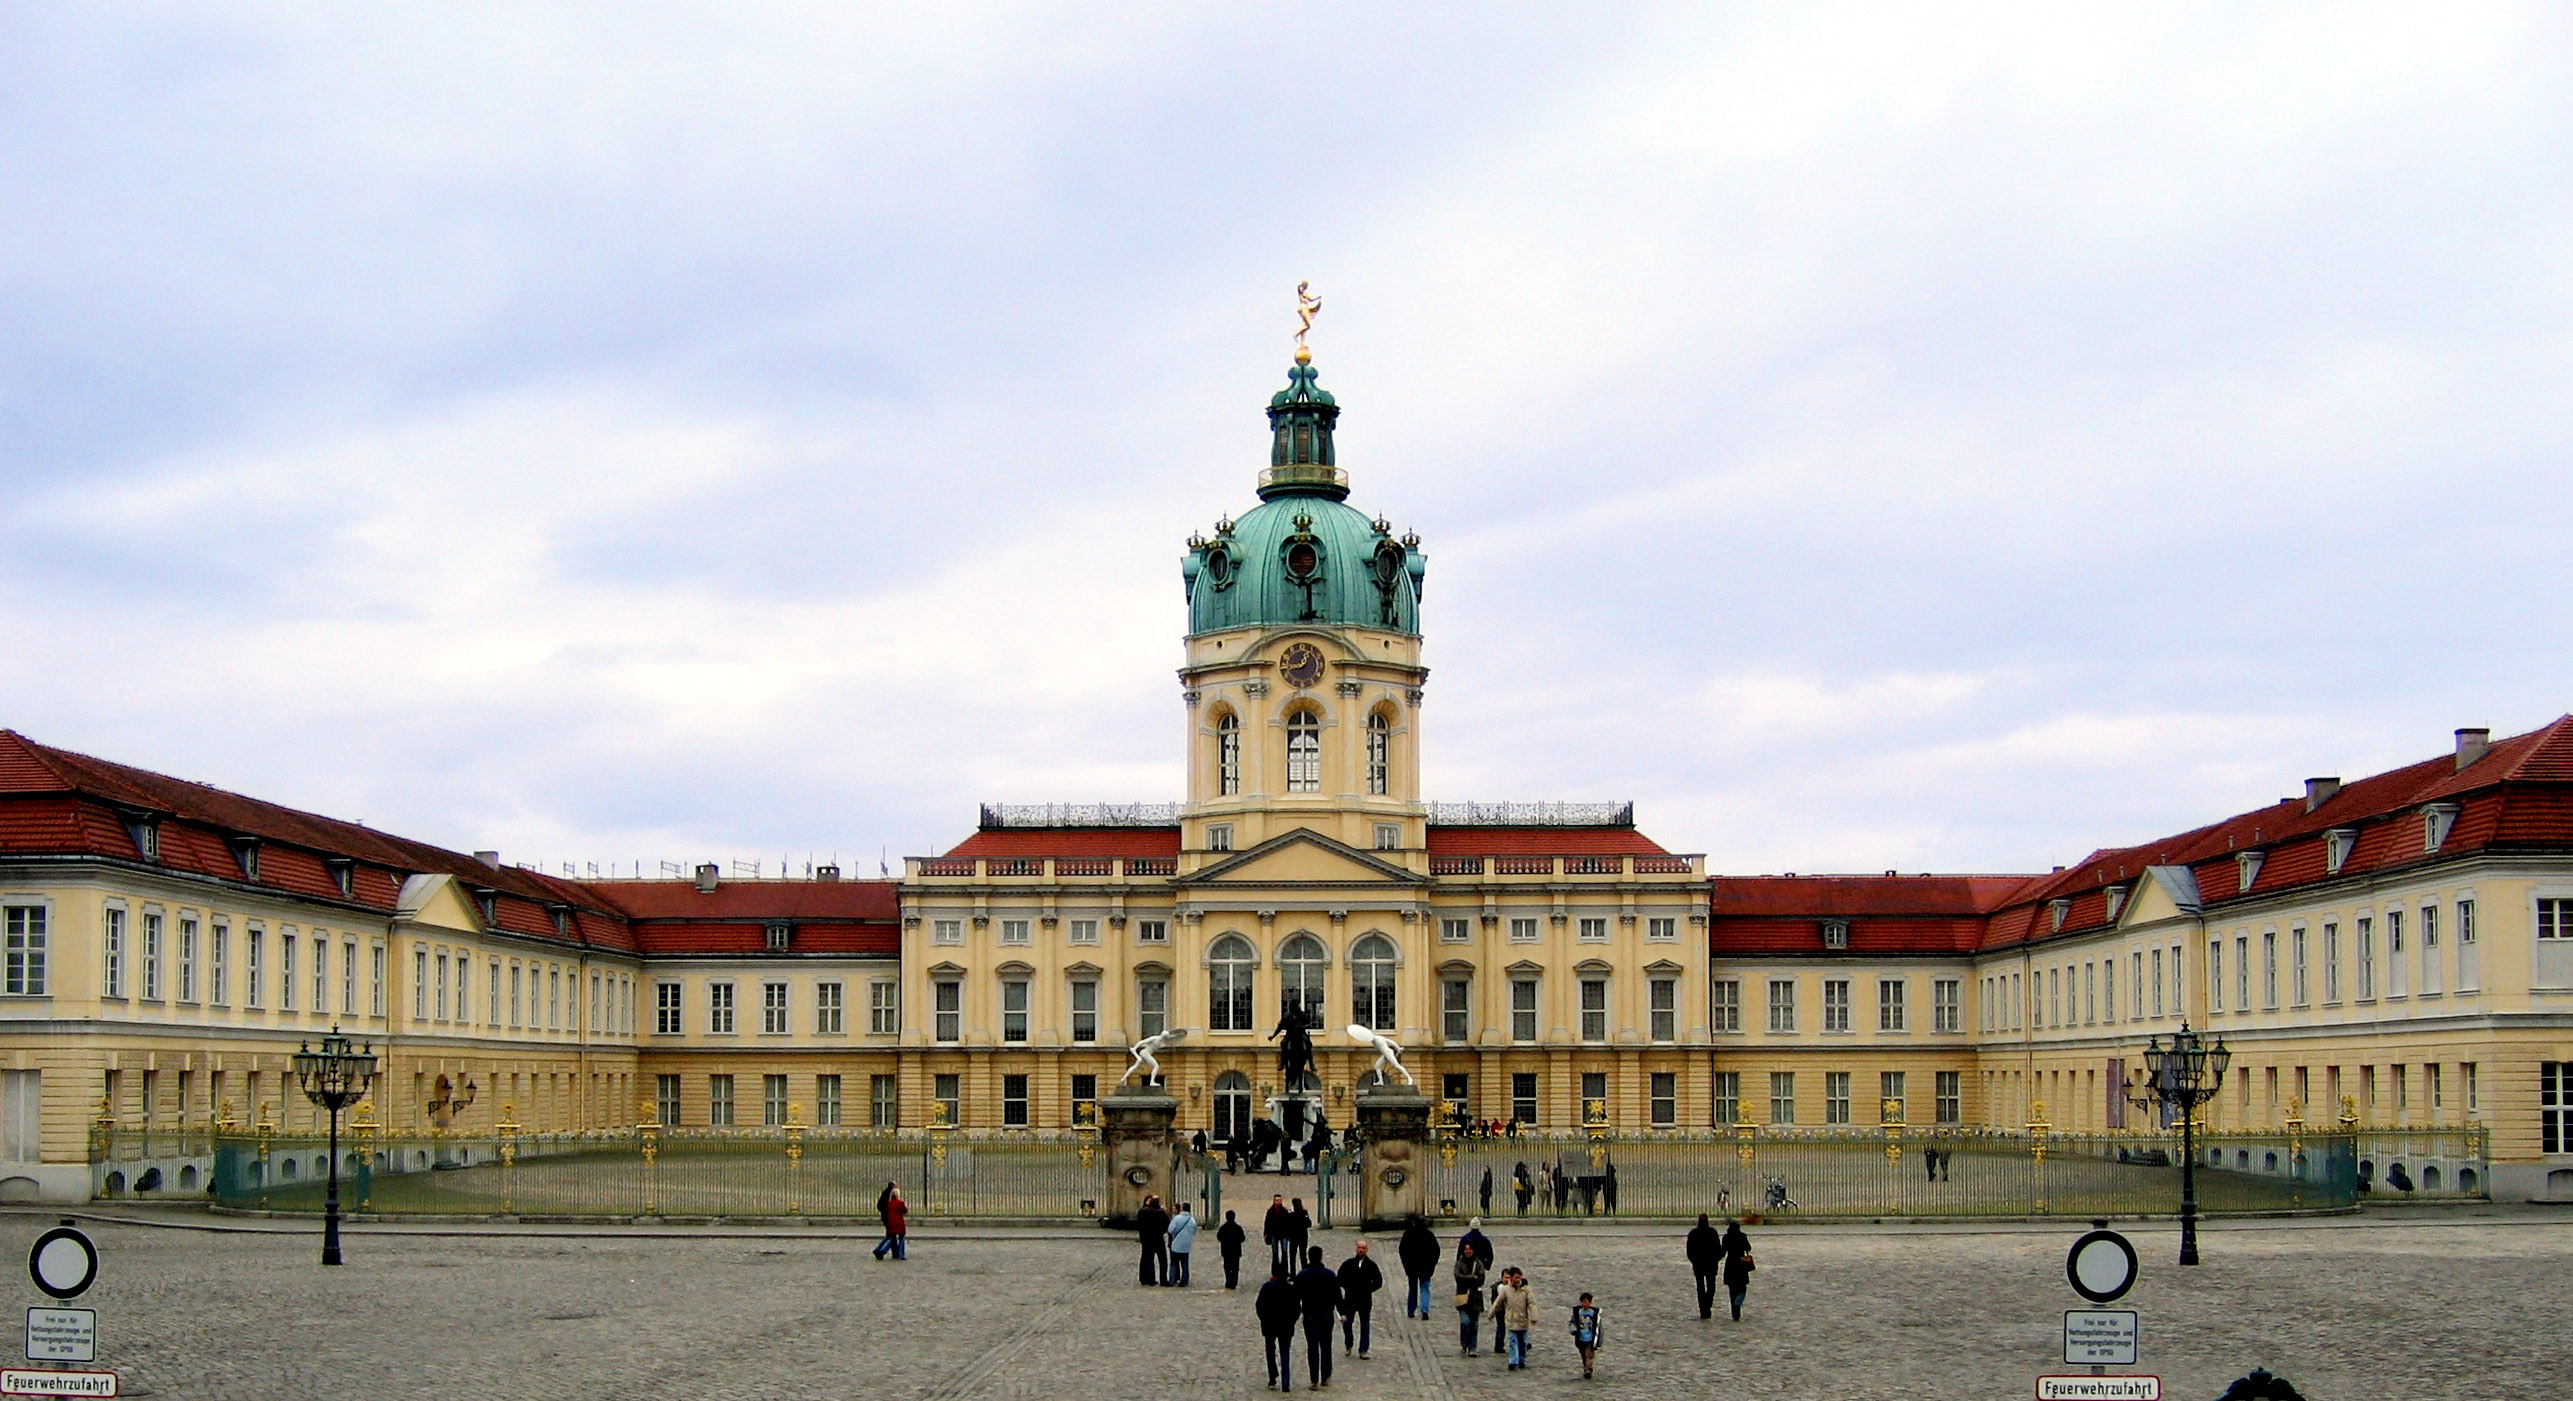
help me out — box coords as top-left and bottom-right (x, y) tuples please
(2236, 850), (2264, 894)
(2104, 886), (2127, 921)
(765, 922), (792, 953)
(2325, 828), (2359, 875)
(229, 836), (262, 883)
(119, 811), (161, 863)
(2048, 898), (2071, 932)
(2421, 803), (2460, 854)
(471, 887), (498, 926)
(325, 857), (355, 898)
(549, 904), (574, 938)
(1820, 919), (1849, 950)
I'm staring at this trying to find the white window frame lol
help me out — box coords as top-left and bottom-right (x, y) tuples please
(1767, 979), (1796, 1033)
(1822, 978), (1851, 1033)
(761, 980), (790, 1035)
(816, 980), (845, 1035)
(1, 904), (46, 997)
(1578, 976), (1608, 1043)
(1510, 976), (1539, 1043)
(1878, 978), (1906, 1032)
(1712, 978), (1741, 1033)
(1933, 978), (1960, 1033)
(932, 919), (963, 946)
(1440, 918), (1471, 943)
(868, 979), (897, 1035)
(1648, 976), (1677, 1043)
(1577, 916), (1609, 942)
(1646, 916), (1676, 942)
(708, 981), (737, 1035)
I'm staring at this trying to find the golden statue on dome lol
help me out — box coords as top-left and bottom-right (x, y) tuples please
(1294, 280), (1322, 362)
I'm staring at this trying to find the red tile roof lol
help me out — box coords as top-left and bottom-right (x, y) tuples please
(1709, 875), (2035, 956)
(941, 827), (1182, 859)
(1426, 826), (1671, 857)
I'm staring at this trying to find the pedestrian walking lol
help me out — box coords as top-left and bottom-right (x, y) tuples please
(1492, 1266), (1535, 1369)
(1218, 1209), (1249, 1289)
(1288, 1197), (1312, 1266)
(1451, 1229), (1489, 1355)
(1336, 1239), (1382, 1357)
(1264, 1194), (1293, 1274)
(1168, 1200), (1199, 1287)
(872, 1181), (908, 1261)
(1257, 1263), (1302, 1391)
(1720, 1219), (1754, 1321)
(1136, 1194), (1172, 1286)
(1396, 1214), (1439, 1319)
(1192, 1129), (1210, 1156)
(1479, 1165), (1493, 1214)
(1294, 1246), (1342, 1389)
(1685, 1212), (1722, 1319)
(1513, 1161), (1534, 1215)
(1602, 1162), (1618, 1216)
(1568, 1292), (1603, 1379)
(1487, 1267), (1509, 1357)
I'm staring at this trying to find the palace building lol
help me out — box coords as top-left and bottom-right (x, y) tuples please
(2, 345), (2570, 1203)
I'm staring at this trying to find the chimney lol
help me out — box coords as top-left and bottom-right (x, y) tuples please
(473, 849), (500, 867)
(694, 862), (719, 893)
(2303, 777), (2341, 812)
(2455, 727), (2490, 771)
(814, 864), (842, 882)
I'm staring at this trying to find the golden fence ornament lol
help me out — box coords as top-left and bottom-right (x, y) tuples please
(496, 1103), (522, 1215)
(637, 1101), (661, 1217)
(1583, 1097), (1611, 1171)
(784, 1103), (806, 1215)
(1881, 1097), (1904, 1215)
(255, 1101), (277, 1209)
(1073, 1101), (1099, 1172)
(2026, 1101), (2052, 1215)
(350, 1100), (378, 1211)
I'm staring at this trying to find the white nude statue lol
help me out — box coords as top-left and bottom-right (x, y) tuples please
(1346, 1023), (1416, 1088)
(1119, 1027), (1189, 1088)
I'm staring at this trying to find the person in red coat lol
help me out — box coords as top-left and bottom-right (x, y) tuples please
(874, 1181), (908, 1261)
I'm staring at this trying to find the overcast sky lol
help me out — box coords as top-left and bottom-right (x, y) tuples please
(6, 5), (2571, 879)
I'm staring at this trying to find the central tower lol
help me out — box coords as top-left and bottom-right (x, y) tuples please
(1176, 345), (1429, 870)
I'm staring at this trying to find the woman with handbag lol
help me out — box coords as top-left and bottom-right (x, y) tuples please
(1720, 1219), (1754, 1320)
(1452, 1231), (1490, 1355)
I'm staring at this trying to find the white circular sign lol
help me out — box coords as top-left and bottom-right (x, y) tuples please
(30, 1225), (98, 1301)
(2066, 1228), (2137, 1304)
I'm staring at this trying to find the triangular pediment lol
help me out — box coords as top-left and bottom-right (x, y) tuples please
(1181, 828), (1426, 888)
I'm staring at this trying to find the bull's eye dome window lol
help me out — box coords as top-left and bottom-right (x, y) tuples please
(1286, 707), (1321, 792)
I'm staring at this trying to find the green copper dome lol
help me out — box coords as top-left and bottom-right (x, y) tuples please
(1183, 356), (1426, 635)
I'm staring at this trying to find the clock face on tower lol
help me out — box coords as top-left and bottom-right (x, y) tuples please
(1280, 642), (1326, 690)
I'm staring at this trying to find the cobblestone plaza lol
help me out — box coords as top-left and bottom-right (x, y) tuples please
(16, 1205), (2568, 1399)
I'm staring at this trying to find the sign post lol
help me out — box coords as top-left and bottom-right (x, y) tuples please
(2036, 1222), (2156, 1401)
(18, 1221), (113, 1398)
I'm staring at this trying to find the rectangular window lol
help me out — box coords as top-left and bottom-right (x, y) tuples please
(346, 941), (359, 1016)
(1, 906), (45, 997)
(1002, 1074), (1029, 1128)
(1440, 917), (1471, 943)
(708, 982), (736, 1034)
(655, 982), (682, 1035)
(1511, 1072), (1538, 1126)
(510, 964), (523, 1026)
(2541, 899), (2573, 940)
(2208, 943), (2223, 1014)
(655, 1074), (682, 1126)
(101, 908), (125, 998)
(2292, 928), (2309, 1007)
(1649, 976), (1677, 1042)
(1769, 1072), (1796, 1125)
(762, 981), (789, 1035)
(315, 937), (328, 1014)
(1647, 916), (1677, 941)
(1936, 1070), (1962, 1124)
(1442, 978), (1469, 1043)
(932, 919), (963, 945)
(177, 917), (197, 1002)
(211, 923), (230, 1006)
(2323, 923), (2340, 1003)
(1577, 916), (1608, 942)
(934, 980), (962, 1043)
(2388, 909), (2408, 997)
(1650, 1071), (1677, 1128)
(2421, 903), (2443, 995)
(2133, 953), (2145, 1019)
(763, 1074), (789, 1126)
(2465, 1061), (2479, 1113)
(1768, 979), (1796, 1033)
(141, 912), (163, 1001)
(1578, 977), (1608, 1042)
(1136, 920), (1168, 944)
(435, 953), (450, 1021)
(1825, 1071), (1851, 1124)
(2358, 917), (2376, 999)
(412, 949), (427, 1019)
(2395, 1063), (2410, 1114)
(1881, 1071), (1907, 1121)
(868, 980), (896, 1035)
(869, 1074), (897, 1128)
(1373, 823), (1398, 851)
(2046, 968), (2058, 1027)
(1712, 1071), (1741, 1126)
(708, 1075), (735, 1127)
(817, 981), (845, 1035)
(1713, 979), (1741, 1033)
(1510, 978), (1538, 1043)
(1000, 919), (1030, 946)
(2261, 931), (2277, 1008)
(280, 934), (296, 1010)
(245, 927), (261, 1008)
(816, 1074), (842, 1127)
(934, 1073), (961, 1128)
(1001, 978), (1029, 1043)
(2428, 1063), (2444, 1111)
(2082, 963), (2095, 1023)
(1137, 977), (1167, 1040)
(550, 967), (562, 1030)
(2543, 1066), (2573, 1152)
(2171, 942), (2183, 1012)
(1070, 980), (1098, 1044)
(2457, 899), (2479, 991)
(1509, 917), (1539, 943)
(1070, 918), (1099, 945)
(1878, 978), (1906, 1032)
(1822, 979), (1851, 1033)
(1933, 978), (1961, 1033)
(2150, 947), (2164, 1016)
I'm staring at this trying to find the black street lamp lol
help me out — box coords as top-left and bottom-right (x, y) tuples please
(2125, 1023), (2232, 1266)
(292, 1027), (380, 1266)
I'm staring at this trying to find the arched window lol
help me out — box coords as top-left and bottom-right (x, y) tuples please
(1214, 1070), (1253, 1143)
(1209, 935), (1255, 1031)
(1215, 711), (1241, 796)
(1279, 933), (1327, 1021)
(1351, 933), (1397, 1031)
(1365, 710), (1390, 796)
(1286, 707), (1321, 793)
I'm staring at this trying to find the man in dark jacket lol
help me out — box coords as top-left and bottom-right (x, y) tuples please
(1396, 1215), (1440, 1318)
(1217, 1209), (1249, 1289)
(1685, 1212), (1724, 1319)
(1479, 1166), (1493, 1214)
(1256, 1264), (1303, 1391)
(1294, 1247), (1343, 1388)
(1263, 1194), (1293, 1274)
(1135, 1195), (1171, 1286)
(1287, 1198), (1312, 1267)
(1336, 1239), (1384, 1357)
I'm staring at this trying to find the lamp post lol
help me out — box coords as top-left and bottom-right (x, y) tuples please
(291, 1027), (380, 1266)
(2125, 1023), (2232, 1266)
